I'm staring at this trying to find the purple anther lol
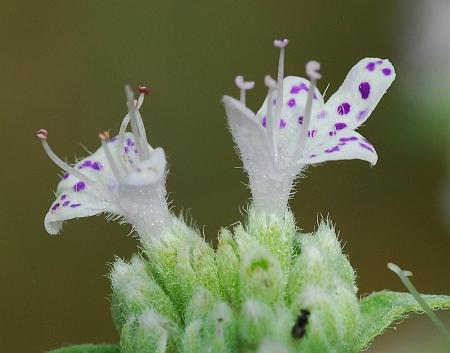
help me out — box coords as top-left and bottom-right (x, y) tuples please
(337, 103), (351, 115)
(73, 181), (86, 192)
(359, 82), (371, 99)
(273, 39), (289, 48)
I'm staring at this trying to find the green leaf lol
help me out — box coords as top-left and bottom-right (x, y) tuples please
(352, 290), (450, 352)
(47, 343), (120, 353)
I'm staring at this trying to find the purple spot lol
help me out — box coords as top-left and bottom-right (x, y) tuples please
(329, 131), (336, 136)
(79, 160), (92, 169)
(73, 181), (86, 192)
(60, 194), (67, 200)
(272, 98), (277, 105)
(126, 138), (135, 146)
(366, 62), (376, 71)
(261, 116), (267, 128)
(338, 142), (346, 146)
(62, 201), (70, 207)
(290, 82), (308, 94)
(359, 143), (374, 152)
(62, 172), (70, 179)
(309, 154), (317, 158)
(279, 119), (286, 129)
(382, 68), (392, 76)
(325, 145), (340, 153)
(337, 103), (351, 115)
(298, 116), (304, 125)
(357, 110), (368, 121)
(124, 146), (130, 153)
(287, 98), (296, 107)
(51, 203), (60, 211)
(109, 136), (118, 142)
(339, 136), (358, 143)
(308, 130), (317, 138)
(70, 203), (81, 208)
(377, 60), (383, 64)
(359, 82), (371, 99)
(91, 161), (102, 171)
(335, 122), (347, 130)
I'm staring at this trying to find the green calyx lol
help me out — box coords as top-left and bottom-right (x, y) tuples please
(52, 209), (450, 353)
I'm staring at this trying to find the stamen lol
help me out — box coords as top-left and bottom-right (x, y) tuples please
(36, 129), (105, 193)
(264, 75), (279, 162)
(388, 263), (450, 341)
(234, 75), (255, 106)
(273, 39), (288, 163)
(298, 60), (321, 156)
(118, 114), (133, 172)
(125, 85), (148, 160)
(99, 131), (123, 181)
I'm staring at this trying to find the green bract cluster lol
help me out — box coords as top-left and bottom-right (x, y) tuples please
(50, 210), (450, 353)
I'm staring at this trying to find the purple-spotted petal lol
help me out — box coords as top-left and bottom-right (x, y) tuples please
(301, 130), (378, 166)
(324, 57), (395, 130)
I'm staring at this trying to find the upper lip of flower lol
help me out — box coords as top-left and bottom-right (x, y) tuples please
(223, 39), (396, 212)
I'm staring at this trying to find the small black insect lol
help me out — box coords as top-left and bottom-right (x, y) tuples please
(291, 309), (310, 339)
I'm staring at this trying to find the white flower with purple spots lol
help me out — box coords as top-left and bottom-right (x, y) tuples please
(38, 85), (172, 243)
(223, 39), (395, 213)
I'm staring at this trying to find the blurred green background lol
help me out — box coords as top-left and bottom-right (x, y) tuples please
(0, 1), (449, 352)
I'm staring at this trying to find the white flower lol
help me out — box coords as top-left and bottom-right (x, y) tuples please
(37, 85), (171, 243)
(223, 39), (395, 214)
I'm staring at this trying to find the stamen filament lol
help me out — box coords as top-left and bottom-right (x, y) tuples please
(99, 131), (123, 181)
(298, 60), (321, 157)
(234, 76), (255, 106)
(264, 75), (278, 162)
(118, 114), (133, 172)
(388, 263), (450, 341)
(125, 85), (147, 160)
(36, 129), (105, 194)
(273, 39), (288, 163)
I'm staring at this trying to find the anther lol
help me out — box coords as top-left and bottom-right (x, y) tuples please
(138, 85), (150, 95)
(99, 130), (110, 141)
(273, 39), (289, 48)
(264, 75), (277, 89)
(125, 85), (148, 160)
(36, 128), (105, 194)
(36, 129), (48, 140)
(235, 75), (255, 106)
(306, 61), (322, 80)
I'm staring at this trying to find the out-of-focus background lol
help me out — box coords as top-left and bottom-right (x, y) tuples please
(0, 1), (449, 352)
